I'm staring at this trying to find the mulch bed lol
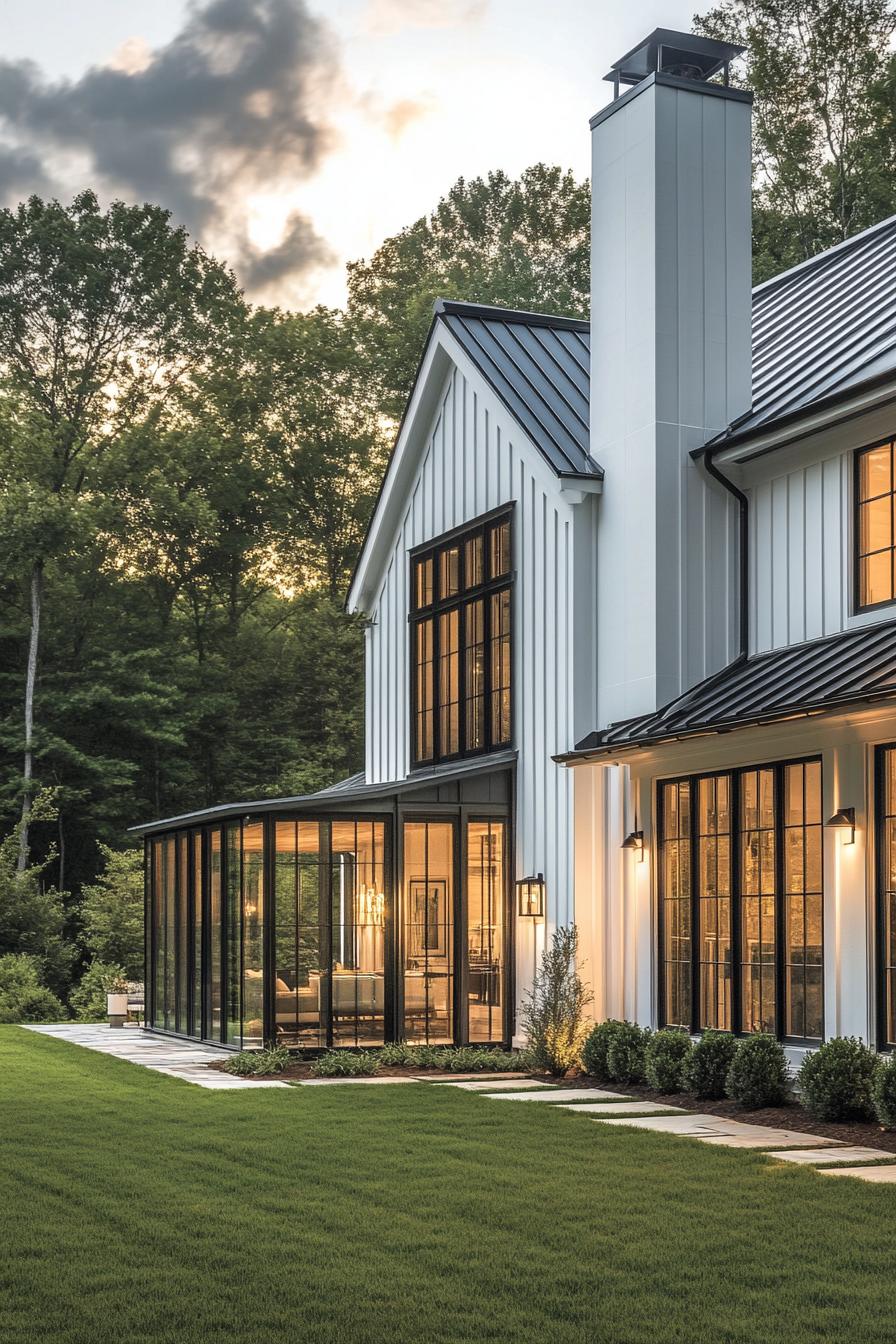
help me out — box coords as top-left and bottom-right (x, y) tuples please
(562, 1074), (896, 1154)
(206, 1059), (536, 1083)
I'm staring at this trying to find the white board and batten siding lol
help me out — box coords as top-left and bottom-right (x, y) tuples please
(746, 395), (896, 655)
(364, 349), (597, 933)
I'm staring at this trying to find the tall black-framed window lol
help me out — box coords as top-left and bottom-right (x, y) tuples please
(856, 438), (896, 610)
(658, 756), (823, 1042)
(410, 507), (513, 766)
(876, 744), (896, 1049)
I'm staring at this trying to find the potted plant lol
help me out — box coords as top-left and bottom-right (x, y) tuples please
(105, 973), (129, 1025)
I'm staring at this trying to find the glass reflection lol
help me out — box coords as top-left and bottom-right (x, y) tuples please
(467, 821), (505, 1042)
(404, 821), (454, 1044)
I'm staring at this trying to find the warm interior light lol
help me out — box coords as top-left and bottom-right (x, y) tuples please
(516, 873), (545, 918)
(356, 884), (385, 927)
(825, 806), (856, 845)
(621, 829), (645, 860)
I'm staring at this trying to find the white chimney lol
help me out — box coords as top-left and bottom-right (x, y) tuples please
(592, 29), (752, 726)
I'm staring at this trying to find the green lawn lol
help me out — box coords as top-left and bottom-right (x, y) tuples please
(2, 1030), (896, 1344)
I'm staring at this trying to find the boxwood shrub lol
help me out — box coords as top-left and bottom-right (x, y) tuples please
(798, 1036), (879, 1122)
(605, 1021), (650, 1084)
(725, 1034), (789, 1108)
(873, 1053), (896, 1129)
(684, 1030), (738, 1099)
(580, 1019), (625, 1081)
(644, 1029), (691, 1093)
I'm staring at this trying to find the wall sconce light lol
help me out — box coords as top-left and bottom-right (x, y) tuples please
(516, 873), (545, 918)
(825, 806), (856, 845)
(621, 829), (645, 861)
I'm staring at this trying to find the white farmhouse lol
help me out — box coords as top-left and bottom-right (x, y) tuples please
(134, 28), (896, 1064)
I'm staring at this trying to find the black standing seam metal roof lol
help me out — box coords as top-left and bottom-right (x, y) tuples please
(709, 214), (896, 448)
(435, 301), (600, 479)
(564, 620), (896, 759)
(128, 751), (518, 835)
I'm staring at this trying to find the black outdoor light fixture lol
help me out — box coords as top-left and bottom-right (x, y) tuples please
(516, 873), (545, 918)
(621, 829), (645, 860)
(826, 806), (856, 844)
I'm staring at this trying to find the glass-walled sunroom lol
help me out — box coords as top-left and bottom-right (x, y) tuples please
(144, 803), (511, 1051)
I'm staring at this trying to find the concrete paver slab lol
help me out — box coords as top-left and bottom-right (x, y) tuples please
(820, 1164), (896, 1182)
(769, 1146), (892, 1165)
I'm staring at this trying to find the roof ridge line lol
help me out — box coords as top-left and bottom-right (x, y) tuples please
(434, 297), (589, 332)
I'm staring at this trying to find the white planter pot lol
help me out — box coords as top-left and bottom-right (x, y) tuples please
(106, 993), (128, 1017)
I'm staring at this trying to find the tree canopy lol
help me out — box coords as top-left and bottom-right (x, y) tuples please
(696, 0), (896, 280)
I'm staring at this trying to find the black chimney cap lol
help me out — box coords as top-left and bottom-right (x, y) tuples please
(603, 28), (745, 89)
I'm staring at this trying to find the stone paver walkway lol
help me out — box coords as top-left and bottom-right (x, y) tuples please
(23, 1023), (290, 1090)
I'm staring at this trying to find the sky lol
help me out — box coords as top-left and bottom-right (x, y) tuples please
(0, 0), (695, 308)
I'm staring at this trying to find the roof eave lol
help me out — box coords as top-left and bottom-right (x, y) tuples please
(555, 687), (896, 765)
(693, 368), (896, 464)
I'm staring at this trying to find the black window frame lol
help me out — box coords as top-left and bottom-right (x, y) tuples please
(657, 755), (824, 1044)
(854, 437), (896, 614)
(409, 505), (514, 769)
(875, 743), (896, 1051)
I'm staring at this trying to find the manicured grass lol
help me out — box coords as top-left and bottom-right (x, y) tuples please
(2, 1029), (896, 1344)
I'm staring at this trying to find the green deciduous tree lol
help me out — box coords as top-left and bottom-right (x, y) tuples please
(696, 0), (896, 280)
(0, 190), (244, 868)
(80, 846), (144, 978)
(347, 164), (590, 419)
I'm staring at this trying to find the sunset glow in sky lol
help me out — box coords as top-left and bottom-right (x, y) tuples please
(0, 0), (694, 308)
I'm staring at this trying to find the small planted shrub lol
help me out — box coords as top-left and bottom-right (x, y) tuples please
(606, 1021), (650, 1084)
(310, 1050), (379, 1078)
(644, 1029), (692, 1093)
(580, 1020), (625, 1081)
(798, 1036), (879, 1122)
(223, 1044), (293, 1077)
(520, 925), (593, 1076)
(725, 1034), (789, 1108)
(440, 1048), (531, 1073)
(873, 1054), (896, 1130)
(684, 1030), (738, 1099)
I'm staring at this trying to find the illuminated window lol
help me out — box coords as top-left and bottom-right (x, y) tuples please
(876, 746), (896, 1049)
(659, 758), (823, 1042)
(410, 509), (513, 765)
(857, 440), (896, 609)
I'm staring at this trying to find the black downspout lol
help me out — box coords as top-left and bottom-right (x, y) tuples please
(702, 446), (749, 661)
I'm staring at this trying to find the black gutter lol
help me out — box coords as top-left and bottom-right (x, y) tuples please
(701, 444), (749, 660)
(694, 365), (896, 460)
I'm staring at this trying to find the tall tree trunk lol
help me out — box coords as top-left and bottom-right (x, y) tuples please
(57, 811), (65, 894)
(17, 559), (43, 874)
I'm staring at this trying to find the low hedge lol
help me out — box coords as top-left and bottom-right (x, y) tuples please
(580, 1020), (625, 1081)
(605, 1022), (651, 1084)
(644, 1029), (692, 1092)
(684, 1030), (738, 1099)
(725, 1034), (789, 1108)
(873, 1053), (896, 1129)
(798, 1037), (879, 1122)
